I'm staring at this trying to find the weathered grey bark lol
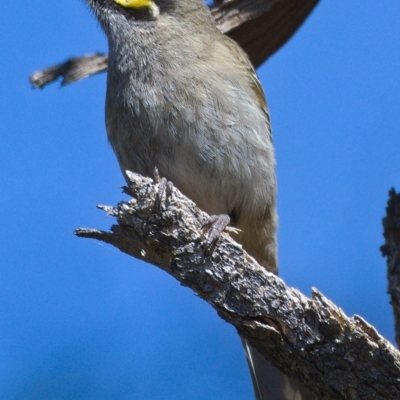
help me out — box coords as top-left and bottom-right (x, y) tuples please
(29, 53), (108, 89)
(381, 189), (400, 348)
(211, 0), (319, 68)
(75, 171), (400, 400)
(29, 0), (319, 88)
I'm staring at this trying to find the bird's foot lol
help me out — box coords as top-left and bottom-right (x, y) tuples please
(153, 166), (173, 211)
(202, 214), (230, 254)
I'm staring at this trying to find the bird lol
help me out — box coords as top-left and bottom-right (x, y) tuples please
(86, 0), (314, 398)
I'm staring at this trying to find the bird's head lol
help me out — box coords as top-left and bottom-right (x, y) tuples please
(86, 0), (215, 38)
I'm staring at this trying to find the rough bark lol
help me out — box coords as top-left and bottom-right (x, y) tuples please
(75, 171), (400, 400)
(29, 0), (320, 88)
(211, 0), (319, 68)
(381, 189), (400, 348)
(29, 53), (108, 89)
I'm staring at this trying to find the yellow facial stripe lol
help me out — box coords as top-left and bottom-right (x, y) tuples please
(114, 0), (154, 9)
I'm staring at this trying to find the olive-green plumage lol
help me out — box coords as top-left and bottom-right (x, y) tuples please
(86, 0), (314, 398)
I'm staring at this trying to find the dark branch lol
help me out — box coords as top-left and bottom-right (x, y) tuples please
(75, 171), (400, 399)
(29, 0), (320, 88)
(29, 53), (108, 89)
(381, 188), (400, 348)
(211, 0), (320, 68)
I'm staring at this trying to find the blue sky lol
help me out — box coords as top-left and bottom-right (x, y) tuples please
(1, 1), (400, 399)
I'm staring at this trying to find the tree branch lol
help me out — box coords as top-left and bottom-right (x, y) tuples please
(381, 188), (400, 348)
(75, 171), (400, 399)
(29, 0), (319, 88)
(29, 53), (108, 89)
(211, 0), (320, 68)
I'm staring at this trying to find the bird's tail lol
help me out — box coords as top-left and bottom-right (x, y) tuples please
(242, 339), (315, 400)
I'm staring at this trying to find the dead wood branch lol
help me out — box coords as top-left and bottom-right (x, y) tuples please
(29, 0), (319, 88)
(211, 0), (319, 68)
(75, 171), (400, 399)
(381, 188), (400, 348)
(29, 53), (108, 89)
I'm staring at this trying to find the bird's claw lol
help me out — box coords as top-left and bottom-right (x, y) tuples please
(153, 166), (173, 211)
(202, 214), (230, 255)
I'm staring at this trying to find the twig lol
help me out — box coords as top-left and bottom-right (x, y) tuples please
(29, 53), (107, 89)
